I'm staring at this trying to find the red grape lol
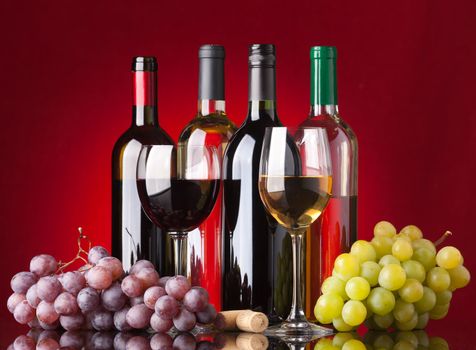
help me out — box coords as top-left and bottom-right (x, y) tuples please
(155, 295), (179, 320)
(88, 246), (109, 265)
(54, 292), (79, 315)
(196, 303), (217, 324)
(13, 335), (35, 350)
(59, 313), (84, 331)
(38, 320), (59, 330)
(59, 271), (86, 295)
(113, 306), (132, 331)
(173, 307), (197, 332)
(28, 316), (41, 329)
(90, 309), (114, 331)
(14, 300), (35, 324)
(183, 287), (209, 312)
(90, 332), (114, 349)
(150, 313), (173, 333)
(30, 255), (58, 277)
(121, 275), (144, 297)
(37, 276), (62, 302)
(36, 301), (59, 325)
(126, 304), (154, 329)
(130, 295), (145, 306)
(150, 333), (173, 350)
(26, 284), (41, 308)
(11, 272), (37, 294)
(36, 338), (60, 350)
(77, 287), (100, 313)
(135, 267), (160, 289)
(144, 286), (166, 310)
(173, 333), (197, 350)
(130, 259), (155, 275)
(101, 281), (128, 311)
(7, 292), (26, 313)
(158, 276), (171, 288)
(114, 333), (135, 350)
(97, 256), (124, 281)
(165, 275), (191, 300)
(86, 265), (113, 290)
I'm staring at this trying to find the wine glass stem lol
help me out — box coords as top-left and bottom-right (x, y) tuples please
(170, 232), (188, 276)
(287, 230), (307, 324)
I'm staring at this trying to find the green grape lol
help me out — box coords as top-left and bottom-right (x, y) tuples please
(351, 240), (377, 263)
(414, 286), (436, 313)
(436, 246), (462, 269)
(371, 236), (394, 259)
(392, 340), (416, 350)
(395, 233), (412, 242)
(373, 334), (394, 349)
(401, 260), (426, 283)
(333, 332), (355, 347)
(394, 311), (418, 331)
(393, 299), (415, 323)
(428, 337), (449, 350)
(367, 287), (396, 316)
(341, 300), (367, 326)
(321, 276), (348, 299)
(378, 264), (406, 291)
(412, 248), (436, 271)
(429, 303), (449, 320)
(415, 312), (429, 329)
(395, 331), (419, 348)
(314, 293), (344, 324)
(333, 253), (360, 281)
(392, 239), (413, 262)
(399, 225), (423, 240)
(413, 330), (429, 347)
(373, 313), (394, 329)
(378, 255), (401, 267)
(447, 264), (470, 290)
(426, 267), (451, 292)
(342, 339), (366, 350)
(345, 277), (370, 301)
(332, 316), (354, 332)
(435, 290), (452, 305)
(360, 261), (381, 286)
(361, 299), (373, 319)
(412, 239), (436, 255)
(398, 278), (424, 303)
(373, 221), (397, 238)
(314, 338), (334, 350)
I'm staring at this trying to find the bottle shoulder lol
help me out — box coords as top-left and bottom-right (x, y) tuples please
(179, 112), (237, 142)
(113, 126), (174, 154)
(301, 114), (357, 147)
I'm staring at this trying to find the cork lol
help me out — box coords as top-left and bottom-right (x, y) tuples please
(236, 333), (269, 350)
(236, 310), (269, 333)
(214, 310), (246, 331)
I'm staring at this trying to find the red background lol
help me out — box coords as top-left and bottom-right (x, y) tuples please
(1, 0), (475, 345)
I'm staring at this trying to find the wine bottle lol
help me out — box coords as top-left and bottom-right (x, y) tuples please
(300, 46), (358, 318)
(222, 44), (284, 316)
(178, 45), (236, 310)
(112, 57), (174, 274)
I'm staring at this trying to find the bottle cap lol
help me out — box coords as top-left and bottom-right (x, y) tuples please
(199, 45), (225, 59)
(132, 57), (157, 72)
(310, 46), (337, 59)
(249, 44), (275, 67)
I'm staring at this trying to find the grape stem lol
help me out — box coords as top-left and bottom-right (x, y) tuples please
(56, 227), (92, 273)
(434, 230), (452, 247)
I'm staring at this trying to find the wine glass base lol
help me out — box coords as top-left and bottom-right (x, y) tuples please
(264, 321), (333, 340)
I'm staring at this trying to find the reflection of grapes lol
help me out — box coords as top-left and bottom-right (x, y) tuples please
(314, 221), (471, 331)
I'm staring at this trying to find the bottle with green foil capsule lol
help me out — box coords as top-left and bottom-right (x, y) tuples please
(178, 45), (237, 311)
(300, 46), (358, 319)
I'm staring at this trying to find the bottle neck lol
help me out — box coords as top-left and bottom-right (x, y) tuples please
(132, 71), (158, 127)
(248, 66), (278, 121)
(310, 57), (337, 106)
(198, 99), (226, 116)
(310, 104), (339, 117)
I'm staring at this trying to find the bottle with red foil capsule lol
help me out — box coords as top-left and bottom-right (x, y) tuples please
(178, 45), (236, 310)
(300, 46), (358, 319)
(112, 57), (174, 274)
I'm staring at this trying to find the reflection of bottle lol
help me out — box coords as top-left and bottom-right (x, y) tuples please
(300, 47), (358, 318)
(112, 57), (174, 274)
(178, 45), (236, 310)
(222, 44), (282, 315)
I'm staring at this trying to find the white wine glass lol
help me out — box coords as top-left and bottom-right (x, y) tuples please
(259, 126), (333, 337)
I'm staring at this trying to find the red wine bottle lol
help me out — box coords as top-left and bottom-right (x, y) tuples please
(222, 44), (283, 316)
(178, 45), (236, 310)
(112, 57), (174, 274)
(300, 46), (358, 319)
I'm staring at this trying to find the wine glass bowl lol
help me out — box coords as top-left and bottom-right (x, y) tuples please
(259, 126), (333, 336)
(137, 144), (221, 275)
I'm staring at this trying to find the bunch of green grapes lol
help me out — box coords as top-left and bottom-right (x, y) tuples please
(315, 330), (449, 350)
(314, 221), (471, 332)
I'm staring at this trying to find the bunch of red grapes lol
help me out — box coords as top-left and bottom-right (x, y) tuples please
(7, 246), (217, 332)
